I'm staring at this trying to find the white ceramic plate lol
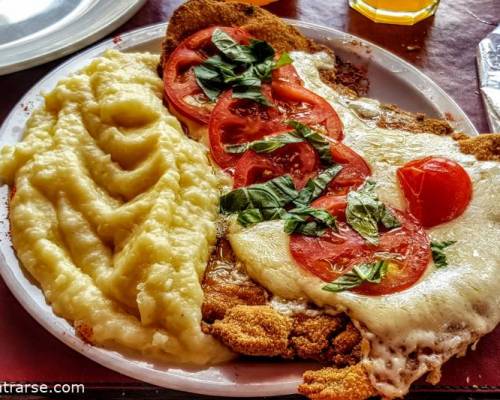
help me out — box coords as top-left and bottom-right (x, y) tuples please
(0, 0), (146, 75)
(0, 21), (478, 397)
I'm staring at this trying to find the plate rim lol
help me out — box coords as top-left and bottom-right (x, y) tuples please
(0, 0), (147, 76)
(0, 20), (479, 397)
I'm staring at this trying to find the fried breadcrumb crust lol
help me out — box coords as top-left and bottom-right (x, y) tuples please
(202, 240), (362, 365)
(456, 133), (500, 161)
(203, 304), (362, 364)
(201, 238), (268, 323)
(299, 364), (376, 400)
(378, 103), (453, 136)
(207, 305), (292, 356)
(160, 0), (323, 71)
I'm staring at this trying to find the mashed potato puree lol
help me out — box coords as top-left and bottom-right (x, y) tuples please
(0, 50), (232, 364)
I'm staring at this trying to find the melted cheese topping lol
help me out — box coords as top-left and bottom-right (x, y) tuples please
(0, 50), (232, 365)
(228, 52), (500, 397)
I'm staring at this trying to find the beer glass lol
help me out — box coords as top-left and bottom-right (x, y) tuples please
(349, 0), (440, 25)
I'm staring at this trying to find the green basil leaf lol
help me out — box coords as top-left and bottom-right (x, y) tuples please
(233, 86), (272, 106)
(294, 165), (342, 206)
(286, 120), (333, 165)
(237, 208), (264, 227)
(193, 64), (220, 81)
(225, 133), (304, 154)
(249, 39), (276, 62)
(193, 61), (226, 100)
(221, 172), (338, 237)
(203, 55), (237, 79)
(285, 219), (327, 237)
(253, 59), (275, 81)
(274, 52), (293, 69)
(322, 260), (389, 293)
(194, 77), (222, 102)
(345, 181), (380, 244)
(226, 68), (263, 87)
(193, 29), (286, 105)
(346, 181), (400, 245)
(431, 240), (456, 268)
(220, 175), (298, 215)
(284, 206), (337, 236)
(260, 207), (289, 221)
(380, 206), (401, 229)
(212, 29), (256, 63)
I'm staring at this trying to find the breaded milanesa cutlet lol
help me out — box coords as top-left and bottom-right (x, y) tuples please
(299, 364), (376, 400)
(160, 2), (500, 399)
(200, 239), (366, 396)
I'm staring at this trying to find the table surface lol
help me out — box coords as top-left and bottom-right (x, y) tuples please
(1, 0), (499, 399)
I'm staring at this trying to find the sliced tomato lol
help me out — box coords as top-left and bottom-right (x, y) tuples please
(290, 222), (368, 283)
(233, 151), (284, 188)
(272, 63), (303, 86)
(290, 203), (431, 296)
(270, 142), (319, 188)
(233, 142), (319, 189)
(397, 156), (472, 228)
(208, 86), (279, 168)
(311, 194), (347, 220)
(209, 82), (343, 169)
(327, 142), (371, 193)
(163, 27), (252, 125)
(271, 81), (343, 141)
(356, 209), (431, 295)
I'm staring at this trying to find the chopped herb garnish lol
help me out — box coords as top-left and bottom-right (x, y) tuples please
(294, 165), (343, 206)
(236, 208), (264, 227)
(225, 120), (341, 171)
(212, 29), (258, 63)
(275, 52), (293, 69)
(220, 174), (337, 236)
(286, 120), (334, 165)
(431, 240), (456, 268)
(219, 118), (348, 237)
(220, 175), (298, 216)
(284, 206), (337, 237)
(346, 181), (401, 245)
(193, 29), (292, 105)
(225, 133), (303, 154)
(322, 259), (390, 293)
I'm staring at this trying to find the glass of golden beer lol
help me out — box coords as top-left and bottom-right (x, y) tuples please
(349, 0), (440, 25)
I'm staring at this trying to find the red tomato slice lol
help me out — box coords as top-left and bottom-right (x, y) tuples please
(163, 27), (252, 125)
(271, 81), (343, 140)
(269, 142), (319, 189)
(272, 63), (303, 86)
(290, 200), (431, 296)
(232, 151), (284, 188)
(232, 142), (319, 189)
(356, 208), (431, 295)
(209, 82), (343, 169)
(397, 156), (472, 228)
(327, 142), (371, 193)
(311, 194), (347, 220)
(208, 86), (278, 168)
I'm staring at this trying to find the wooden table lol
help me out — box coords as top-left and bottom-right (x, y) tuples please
(1, 1), (499, 399)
